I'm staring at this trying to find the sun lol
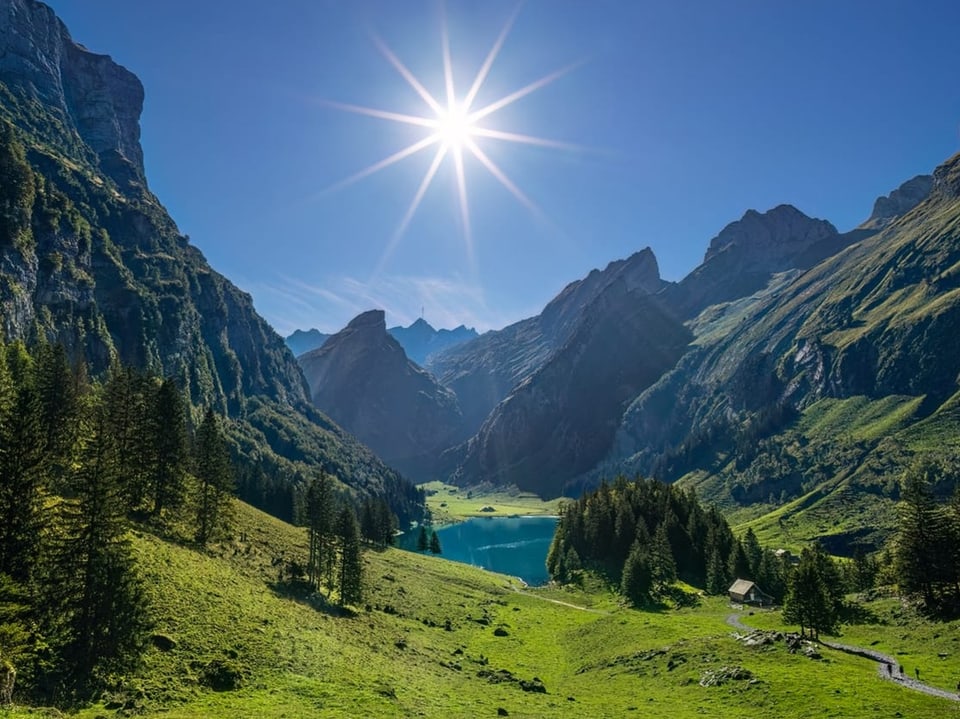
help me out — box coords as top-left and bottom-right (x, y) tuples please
(322, 4), (582, 272)
(435, 101), (474, 151)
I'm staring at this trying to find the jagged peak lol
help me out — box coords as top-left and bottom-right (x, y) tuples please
(704, 204), (837, 264)
(932, 152), (960, 201)
(860, 174), (933, 230)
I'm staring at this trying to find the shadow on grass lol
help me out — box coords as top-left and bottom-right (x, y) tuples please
(268, 578), (357, 618)
(840, 601), (886, 626)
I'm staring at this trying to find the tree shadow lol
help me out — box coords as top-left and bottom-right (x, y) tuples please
(268, 578), (357, 618)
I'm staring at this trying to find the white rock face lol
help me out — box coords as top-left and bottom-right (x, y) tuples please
(0, 0), (145, 184)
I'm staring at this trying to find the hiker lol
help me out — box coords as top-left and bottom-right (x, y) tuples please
(885, 663), (891, 676)
(915, 667), (920, 680)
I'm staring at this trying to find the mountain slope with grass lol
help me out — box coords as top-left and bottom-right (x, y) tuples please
(7, 499), (956, 718)
(605, 152), (960, 552)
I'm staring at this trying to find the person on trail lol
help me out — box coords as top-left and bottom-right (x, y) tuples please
(885, 663), (891, 676)
(915, 667), (920, 680)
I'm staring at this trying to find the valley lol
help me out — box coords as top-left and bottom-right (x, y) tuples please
(5, 500), (958, 719)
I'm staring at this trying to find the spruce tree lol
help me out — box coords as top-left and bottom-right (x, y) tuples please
(649, 522), (677, 591)
(52, 395), (149, 690)
(895, 457), (952, 605)
(621, 541), (653, 607)
(429, 530), (442, 555)
(417, 525), (429, 552)
(0, 343), (44, 583)
(305, 473), (335, 589)
(782, 546), (839, 639)
(193, 408), (235, 545)
(147, 379), (188, 519)
(102, 364), (152, 511)
(336, 506), (363, 607)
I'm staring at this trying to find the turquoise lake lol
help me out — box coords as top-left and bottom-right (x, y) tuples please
(401, 516), (559, 586)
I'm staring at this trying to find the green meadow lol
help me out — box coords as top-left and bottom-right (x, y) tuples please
(4, 501), (957, 718)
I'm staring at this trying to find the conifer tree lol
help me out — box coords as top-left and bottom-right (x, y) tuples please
(193, 408), (235, 545)
(782, 546), (840, 639)
(895, 457), (952, 605)
(429, 530), (442, 555)
(0, 343), (43, 583)
(52, 395), (149, 689)
(621, 541), (653, 607)
(417, 525), (429, 552)
(305, 473), (335, 590)
(649, 522), (677, 590)
(102, 364), (152, 511)
(336, 505), (363, 606)
(147, 379), (188, 518)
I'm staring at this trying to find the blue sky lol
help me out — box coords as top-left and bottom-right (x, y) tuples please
(50, 1), (960, 334)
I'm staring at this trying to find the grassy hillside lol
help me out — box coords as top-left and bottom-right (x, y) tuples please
(4, 501), (956, 718)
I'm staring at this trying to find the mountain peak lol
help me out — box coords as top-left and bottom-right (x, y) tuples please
(346, 309), (386, 331)
(860, 174), (933, 229)
(0, 0), (146, 185)
(704, 204), (837, 264)
(933, 152), (960, 201)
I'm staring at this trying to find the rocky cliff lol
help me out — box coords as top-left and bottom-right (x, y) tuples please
(299, 310), (464, 478)
(860, 174), (933, 230)
(0, 0), (423, 524)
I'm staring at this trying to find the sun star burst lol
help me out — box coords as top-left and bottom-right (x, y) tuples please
(323, 4), (583, 273)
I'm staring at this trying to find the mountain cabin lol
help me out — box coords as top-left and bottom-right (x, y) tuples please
(728, 579), (774, 606)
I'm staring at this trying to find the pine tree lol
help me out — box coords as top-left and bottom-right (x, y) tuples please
(782, 546), (839, 639)
(147, 379), (188, 518)
(705, 544), (729, 595)
(305, 474), (335, 590)
(621, 541), (653, 607)
(0, 343), (44, 583)
(336, 506), (363, 606)
(102, 364), (152, 511)
(193, 408), (235, 545)
(430, 530), (442, 555)
(417, 525), (429, 552)
(649, 522), (677, 591)
(742, 528), (763, 580)
(52, 395), (150, 690)
(895, 457), (952, 605)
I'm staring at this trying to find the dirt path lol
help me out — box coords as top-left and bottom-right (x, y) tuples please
(726, 612), (960, 702)
(510, 584), (610, 614)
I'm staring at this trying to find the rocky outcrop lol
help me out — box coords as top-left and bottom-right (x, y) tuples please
(0, 0), (424, 526)
(671, 205), (852, 317)
(860, 174), (933, 229)
(0, 0), (145, 185)
(299, 310), (465, 478)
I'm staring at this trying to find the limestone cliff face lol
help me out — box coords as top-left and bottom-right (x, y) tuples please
(299, 310), (465, 478)
(0, 0), (144, 185)
(0, 0), (423, 524)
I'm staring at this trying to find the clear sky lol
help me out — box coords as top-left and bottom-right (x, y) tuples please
(49, 0), (960, 335)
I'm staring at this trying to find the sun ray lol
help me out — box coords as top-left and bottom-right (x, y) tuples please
(465, 138), (539, 215)
(462, 2), (523, 110)
(452, 146), (474, 266)
(374, 144), (449, 276)
(319, 99), (439, 129)
(372, 33), (444, 115)
(440, 6), (457, 110)
(322, 6), (582, 273)
(470, 127), (585, 152)
(323, 134), (440, 194)
(467, 60), (584, 124)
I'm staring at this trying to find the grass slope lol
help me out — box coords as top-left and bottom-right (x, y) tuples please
(422, 481), (566, 523)
(4, 501), (956, 718)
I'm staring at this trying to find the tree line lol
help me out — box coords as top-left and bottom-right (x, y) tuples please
(0, 341), (235, 702)
(547, 476), (788, 607)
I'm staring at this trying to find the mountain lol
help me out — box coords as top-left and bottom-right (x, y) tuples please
(285, 328), (330, 356)
(389, 318), (478, 366)
(299, 310), (464, 478)
(601, 153), (960, 552)
(430, 249), (667, 436)
(285, 319), (478, 365)
(859, 174), (933, 230)
(0, 0), (422, 524)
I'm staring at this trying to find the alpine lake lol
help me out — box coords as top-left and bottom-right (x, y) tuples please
(400, 515), (559, 586)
